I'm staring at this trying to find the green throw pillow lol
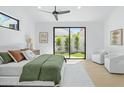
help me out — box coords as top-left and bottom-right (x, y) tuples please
(0, 52), (13, 64)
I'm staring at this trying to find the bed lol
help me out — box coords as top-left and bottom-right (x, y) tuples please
(0, 44), (66, 87)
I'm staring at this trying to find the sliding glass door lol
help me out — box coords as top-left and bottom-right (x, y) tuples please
(70, 28), (86, 58)
(54, 28), (70, 58)
(53, 27), (86, 59)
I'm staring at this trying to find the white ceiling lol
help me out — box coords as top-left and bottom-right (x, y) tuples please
(23, 6), (116, 22)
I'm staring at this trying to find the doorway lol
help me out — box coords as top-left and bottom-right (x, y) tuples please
(53, 27), (86, 59)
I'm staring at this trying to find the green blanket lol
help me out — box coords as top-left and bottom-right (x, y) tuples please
(19, 54), (65, 85)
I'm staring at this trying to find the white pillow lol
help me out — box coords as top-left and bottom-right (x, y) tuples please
(22, 50), (36, 60)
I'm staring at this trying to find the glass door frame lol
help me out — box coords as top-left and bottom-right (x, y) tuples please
(53, 27), (86, 59)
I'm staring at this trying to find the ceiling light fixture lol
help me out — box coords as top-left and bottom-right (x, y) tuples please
(38, 6), (42, 9)
(77, 6), (81, 9)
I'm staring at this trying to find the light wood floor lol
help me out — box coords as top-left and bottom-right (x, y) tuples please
(84, 60), (124, 87)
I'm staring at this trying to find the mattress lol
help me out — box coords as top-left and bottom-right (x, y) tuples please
(0, 76), (55, 86)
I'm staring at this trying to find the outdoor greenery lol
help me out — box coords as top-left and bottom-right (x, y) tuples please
(70, 52), (84, 57)
(74, 35), (79, 51)
(55, 52), (85, 58)
(56, 37), (62, 46)
(64, 37), (69, 52)
(55, 32), (85, 58)
(56, 37), (62, 51)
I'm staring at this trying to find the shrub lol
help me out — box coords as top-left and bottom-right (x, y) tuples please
(64, 37), (69, 52)
(74, 35), (79, 51)
(56, 37), (62, 46)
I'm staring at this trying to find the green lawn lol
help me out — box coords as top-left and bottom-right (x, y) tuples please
(55, 52), (85, 58)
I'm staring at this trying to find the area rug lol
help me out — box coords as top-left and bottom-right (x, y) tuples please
(60, 61), (94, 87)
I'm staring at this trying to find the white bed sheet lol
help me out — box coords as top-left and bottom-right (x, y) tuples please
(0, 55), (40, 76)
(0, 60), (29, 76)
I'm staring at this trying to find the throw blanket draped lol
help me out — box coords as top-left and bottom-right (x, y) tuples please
(19, 54), (65, 85)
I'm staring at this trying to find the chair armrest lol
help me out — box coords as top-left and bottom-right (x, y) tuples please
(111, 55), (124, 62)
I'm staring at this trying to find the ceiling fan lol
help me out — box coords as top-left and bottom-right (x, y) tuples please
(39, 6), (70, 21)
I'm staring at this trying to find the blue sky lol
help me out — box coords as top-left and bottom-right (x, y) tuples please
(55, 28), (82, 36)
(70, 28), (81, 33)
(0, 14), (9, 23)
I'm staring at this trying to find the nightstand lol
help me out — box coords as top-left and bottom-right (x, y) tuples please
(32, 49), (40, 55)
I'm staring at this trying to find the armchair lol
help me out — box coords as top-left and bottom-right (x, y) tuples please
(91, 50), (107, 64)
(104, 54), (124, 74)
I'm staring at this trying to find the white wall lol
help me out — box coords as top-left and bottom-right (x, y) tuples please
(104, 7), (124, 55)
(35, 22), (104, 59)
(0, 7), (35, 48)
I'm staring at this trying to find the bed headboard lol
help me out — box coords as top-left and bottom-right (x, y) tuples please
(0, 43), (26, 52)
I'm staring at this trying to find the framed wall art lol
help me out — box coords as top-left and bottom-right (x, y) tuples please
(39, 32), (48, 43)
(110, 29), (123, 45)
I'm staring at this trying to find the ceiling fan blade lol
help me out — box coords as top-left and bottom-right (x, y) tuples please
(39, 9), (52, 14)
(57, 10), (70, 14)
(53, 14), (58, 21)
